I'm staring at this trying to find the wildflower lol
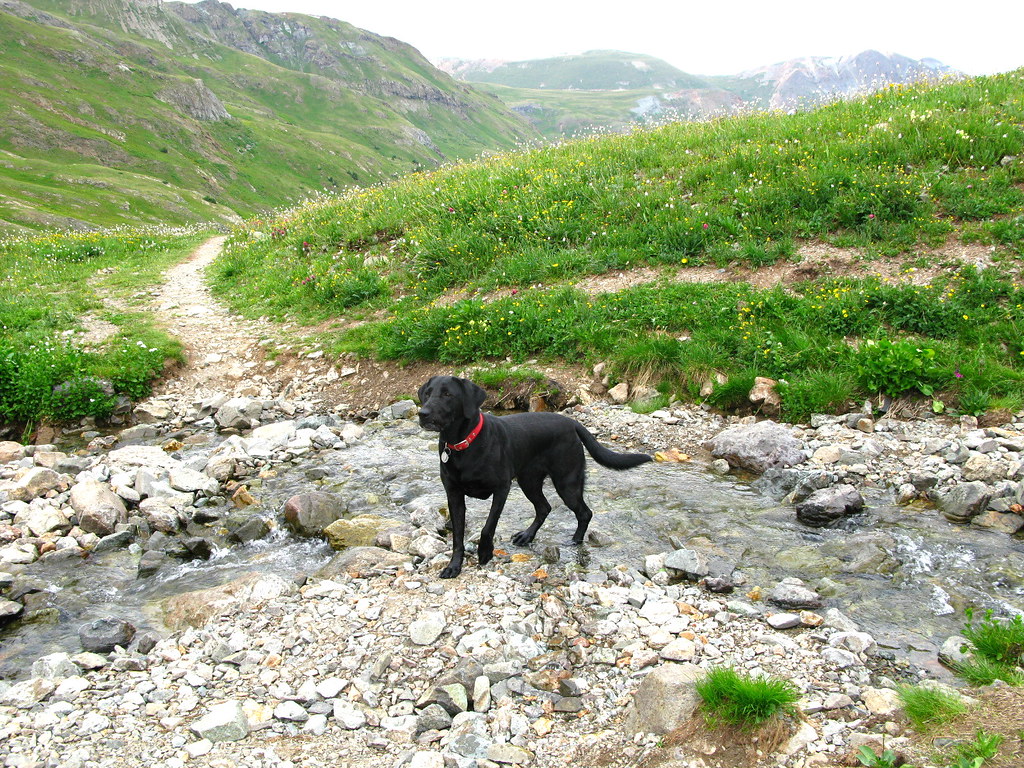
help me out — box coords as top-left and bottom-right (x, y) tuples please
(702, 223), (709, 230)
(954, 367), (963, 379)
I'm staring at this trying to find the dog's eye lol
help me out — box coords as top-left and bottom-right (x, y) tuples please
(441, 390), (452, 398)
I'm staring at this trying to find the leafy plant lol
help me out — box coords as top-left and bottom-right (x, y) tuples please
(694, 666), (799, 728)
(856, 745), (904, 768)
(853, 338), (940, 397)
(950, 729), (1004, 766)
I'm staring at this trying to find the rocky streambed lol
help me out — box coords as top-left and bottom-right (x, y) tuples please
(1, 392), (1023, 767)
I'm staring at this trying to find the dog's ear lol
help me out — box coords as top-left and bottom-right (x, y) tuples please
(459, 378), (487, 419)
(417, 377), (437, 404)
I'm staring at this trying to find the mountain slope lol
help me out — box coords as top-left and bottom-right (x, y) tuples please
(0, 0), (536, 232)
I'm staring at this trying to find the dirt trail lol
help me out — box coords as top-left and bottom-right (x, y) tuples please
(144, 235), (280, 401)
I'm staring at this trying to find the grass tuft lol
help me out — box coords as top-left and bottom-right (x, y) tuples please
(694, 666), (800, 729)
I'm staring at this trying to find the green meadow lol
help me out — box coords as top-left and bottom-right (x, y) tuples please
(209, 71), (1024, 421)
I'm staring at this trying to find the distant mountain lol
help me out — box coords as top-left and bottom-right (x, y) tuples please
(437, 50), (711, 91)
(0, 0), (536, 232)
(441, 49), (959, 139)
(739, 49), (960, 109)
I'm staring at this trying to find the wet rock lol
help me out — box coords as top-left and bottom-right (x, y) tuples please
(282, 491), (347, 537)
(169, 466), (219, 495)
(78, 617), (136, 653)
(939, 481), (993, 523)
(162, 573), (297, 630)
(70, 481), (128, 536)
(315, 546), (414, 578)
(324, 514), (399, 550)
(664, 548), (709, 580)
(795, 484), (864, 527)
(971, 510), (1024, 534)
(204, 455), (237, 482)
(767, 579), (824, 609)
(92, 530), (134, 554)
(0, 598), (24, 622)
(227, 516), (272, 543)
(704, 420), (806, 474)
(623, 662), (703, 735)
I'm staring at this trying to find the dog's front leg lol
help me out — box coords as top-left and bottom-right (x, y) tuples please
(440, 491), (467, 579)
(477, 485), (511, 567)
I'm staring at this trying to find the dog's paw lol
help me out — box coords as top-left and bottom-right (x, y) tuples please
(478, 548), (493, 566)
(511, 530), (535, 546)
(439, 564), (462, 579)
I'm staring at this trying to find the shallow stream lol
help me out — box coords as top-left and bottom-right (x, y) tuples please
(3, 419), (1023, 679)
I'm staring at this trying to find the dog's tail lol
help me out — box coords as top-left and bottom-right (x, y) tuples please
(574, 423), (653, 469)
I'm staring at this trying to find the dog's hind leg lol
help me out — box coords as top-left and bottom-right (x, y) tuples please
(511, 471), (551, 546)
(551, 470), (594, 545)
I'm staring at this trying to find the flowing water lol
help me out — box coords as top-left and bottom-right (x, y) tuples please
(3, 420), (1023, 679)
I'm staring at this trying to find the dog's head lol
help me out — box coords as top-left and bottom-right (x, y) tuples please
(417, 375), (486, 432)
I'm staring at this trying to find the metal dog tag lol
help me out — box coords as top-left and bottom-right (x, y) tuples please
(441, 450), (449, 463)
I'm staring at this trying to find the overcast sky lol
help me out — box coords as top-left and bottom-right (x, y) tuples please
(182, 0), (1023, 77)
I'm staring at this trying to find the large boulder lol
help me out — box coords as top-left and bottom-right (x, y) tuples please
(70, 481), (128, 536)
(623, 662), (703, 735)
(0, 441), (27, 463)
(704, 420), (806, 474)
(162, 573), (297, 630)
(795, 484), (864, 527)
(939, 481), (993, 523)
(282, 492), (347, 537)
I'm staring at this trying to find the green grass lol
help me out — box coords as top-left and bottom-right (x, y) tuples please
(898, 684), (970, 731)
(0, 227), (205, 431)
(953, 609), (1024, 686)
(694, 666), (800, 728)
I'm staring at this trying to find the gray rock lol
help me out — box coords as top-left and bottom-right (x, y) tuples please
(214, 398), (263, 430)
(333, 701), (367, 729)
(796, 484), (864, 527)
(0, 598), (24, 622)
(767, 579), (824, 609)
(447, 712), (491, 758)
(190, 700), (250, 742)
(70, 481), (128, 536)
(410, 610), (447, 645)
(705, 420), (806, 474)
(664, 548), (709, 580)
(415, 703), (452, 734)
(169, 467), (219, 496)
(11, 467), (62, 501)
(0, 441), (27, 463)
(381, 400), (418, 421)
(92, 530), (134, 553)
(274, 700), (309, 722)
(623, 662), (703, 735)
(78, 617), (136, 653)
(31, 653), (81, 679)
(282, 492), (347, 537)
(767, 613), (802, 630)
(938, 635), (972, 669)
(486, 744), (534, 764)
(939, 481), (993, 523)
(0, 678), (57, 708)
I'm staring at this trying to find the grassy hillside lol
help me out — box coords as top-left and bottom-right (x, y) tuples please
(210, 71), (1024, 420)
(0, 0), (535, 232)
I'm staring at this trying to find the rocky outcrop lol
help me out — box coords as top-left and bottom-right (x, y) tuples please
(156, 78), (230, 121)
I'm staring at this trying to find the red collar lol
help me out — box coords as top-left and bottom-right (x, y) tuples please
(446, 413), (485, 451)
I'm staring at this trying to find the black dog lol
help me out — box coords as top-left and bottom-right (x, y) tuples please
(417, 375), (652, 578)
